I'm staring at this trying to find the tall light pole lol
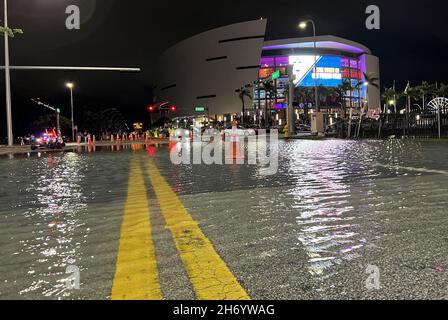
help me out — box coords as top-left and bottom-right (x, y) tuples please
(66, 82), (75, 141)
(299, 19), (319, 113)
(4, 0), (13, 146)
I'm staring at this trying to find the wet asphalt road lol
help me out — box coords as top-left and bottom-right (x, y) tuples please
(1, 139), (448, 300)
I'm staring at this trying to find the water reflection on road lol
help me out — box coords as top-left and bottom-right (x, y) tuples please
(17, 153), (88, 297)
(285, 141), (371, 277)
(1, 139), (448, 299)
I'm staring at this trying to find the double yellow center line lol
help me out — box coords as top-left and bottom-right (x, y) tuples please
(111, 162), (162, 300)
(111, 158), (249, 300)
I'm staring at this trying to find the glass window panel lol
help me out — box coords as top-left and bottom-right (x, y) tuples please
(260, 57), (275, 68)
(275, 56), (289, 67)
(350, 60), (359, 69)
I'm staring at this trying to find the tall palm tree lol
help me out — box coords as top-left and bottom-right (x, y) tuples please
(355, 72), (379, 137)
(262, 80), (276, 128)
(338, 79), (354, 118)
(417, 81), (438, 110)
(236, 84), (253, 124)
(318, 85), (329, 106)
(382, 87), (398, 113)
(438, 83), (448, 98)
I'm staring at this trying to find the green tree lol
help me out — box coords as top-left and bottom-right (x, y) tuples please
(294, 86), (315, 120)
(236, 84), (253, 124)
(338, 79), (354, 118)
(262, 80), (276, 128)
(438, 83), (448, 98)
(416, 82), (438, 109)
(0, 26), (23, 38)
(382, 87), (399, 113)
(355, 72), (379, 137)
(32, 115), (71, 134)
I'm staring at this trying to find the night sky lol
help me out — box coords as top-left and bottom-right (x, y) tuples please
(1, 0), (447, 136)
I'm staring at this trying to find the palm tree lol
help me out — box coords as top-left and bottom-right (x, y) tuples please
(338, 79), (354, 118)
(382, 87), (398, 113)
(355, 72), (379, 137)
(236, 84), (253, 124)
(417, 82), (438, 110)
(262, 80), (276, 128)
(318, 85), (328, 106)
(438, 83), (448, 98)
(0, 26), (23, 38)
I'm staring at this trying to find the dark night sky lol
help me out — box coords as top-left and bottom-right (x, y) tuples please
(1, 0), (448, 136)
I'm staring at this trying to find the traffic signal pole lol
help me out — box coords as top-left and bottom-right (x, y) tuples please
(30, 99), (61, 137)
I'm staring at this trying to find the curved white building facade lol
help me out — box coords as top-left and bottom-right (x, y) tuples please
(156, 20), (380, 117)
(156, 20), (267, 116)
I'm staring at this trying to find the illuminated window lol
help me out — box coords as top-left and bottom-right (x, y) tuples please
(275, 56), (289, 67)
(260, 57), (275, 68)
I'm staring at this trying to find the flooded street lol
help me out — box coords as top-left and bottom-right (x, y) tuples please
(1, 139), (448, 300)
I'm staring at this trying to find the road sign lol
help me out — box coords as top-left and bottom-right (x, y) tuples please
(195, 107), (207, 112)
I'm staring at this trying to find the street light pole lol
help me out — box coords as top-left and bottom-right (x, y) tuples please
(299, 19), (319, 113)
(311, 21), (319, 113)
(4, 0), (13, 146)
(66, 83), (75, 141)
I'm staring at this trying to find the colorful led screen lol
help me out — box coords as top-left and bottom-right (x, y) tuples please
(289, 55), (343, 87)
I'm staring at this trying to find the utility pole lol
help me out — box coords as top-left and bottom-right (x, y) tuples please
(4, 0), (13, 146)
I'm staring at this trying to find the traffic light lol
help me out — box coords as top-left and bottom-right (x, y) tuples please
(170, 105), (177, 113)
(147, 105), (156, 113)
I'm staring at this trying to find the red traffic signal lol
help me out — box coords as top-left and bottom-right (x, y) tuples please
(170, 105), (177, 112)
(147, 105), (156, 112)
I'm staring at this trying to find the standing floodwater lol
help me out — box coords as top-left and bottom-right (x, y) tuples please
(1, 139), (448, 300)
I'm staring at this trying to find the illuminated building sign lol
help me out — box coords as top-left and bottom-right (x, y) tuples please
(289, 55), (343, 87)
(259, 68), (275, 79)
(274, 102), (287, 110)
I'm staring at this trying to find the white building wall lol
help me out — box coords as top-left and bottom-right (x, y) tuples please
(362, 54), (381, 110)
(156, 20), (267, 116)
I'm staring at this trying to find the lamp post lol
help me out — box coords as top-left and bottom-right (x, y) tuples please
(4, 0), (13, 146)
(299, 19), (319, 113)
(66, 82), (75, 141)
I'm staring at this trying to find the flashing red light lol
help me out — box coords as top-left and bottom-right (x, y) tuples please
(147, 105), (155, 112)
(170, 105), (177, 112)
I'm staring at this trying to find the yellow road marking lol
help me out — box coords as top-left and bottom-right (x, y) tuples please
(111, 160), (162, 300)
(145, 161), (250, 300)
